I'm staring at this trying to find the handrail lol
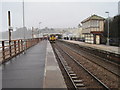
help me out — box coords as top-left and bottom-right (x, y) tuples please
(0, 38), (42, 64)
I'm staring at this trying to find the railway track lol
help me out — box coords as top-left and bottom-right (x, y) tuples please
(52, 43), (111, 89)
(58, 41), (120, 77)
(61, 40), (120, 66)
(61, 40), (120, 65)
(54, 48), (85, 89)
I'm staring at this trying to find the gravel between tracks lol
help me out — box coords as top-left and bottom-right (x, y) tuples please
(56, 41), (119, 89)
(53, 43), (104, 88)
(52, 44), (74, 89)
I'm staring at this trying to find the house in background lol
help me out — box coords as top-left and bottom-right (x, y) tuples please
(81, 14), (105, 44)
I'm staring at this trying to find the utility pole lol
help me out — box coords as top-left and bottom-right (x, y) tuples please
(23, 0), (25, 39)
(8, 11), (13, 57)
(32, 27), (34, 39)
(23, 0), (26, 52)
(105, 12), (110, 46)
(8, 11), (12, 41)
(38, 29), (40, 38)
(39, 22), (42, 38)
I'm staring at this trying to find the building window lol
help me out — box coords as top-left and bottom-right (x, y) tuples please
(90, 20), (99, 27)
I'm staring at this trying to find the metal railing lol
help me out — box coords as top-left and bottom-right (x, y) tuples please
(0, 38), (42, 64)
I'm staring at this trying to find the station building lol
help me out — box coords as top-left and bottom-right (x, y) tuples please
(81, 14), (105, 44)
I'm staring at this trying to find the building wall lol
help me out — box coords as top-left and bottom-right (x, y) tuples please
(84, 34), (94, 44)
(99, 21), (104, 31)
(82, 19), (104, 44)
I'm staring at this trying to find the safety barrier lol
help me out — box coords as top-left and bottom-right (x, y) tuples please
(0, 38), (41, 64)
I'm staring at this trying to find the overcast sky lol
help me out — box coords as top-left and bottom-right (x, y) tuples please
(0, 0), (119, 32)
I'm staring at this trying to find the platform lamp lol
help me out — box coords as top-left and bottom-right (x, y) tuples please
(105, 11), (110, 46)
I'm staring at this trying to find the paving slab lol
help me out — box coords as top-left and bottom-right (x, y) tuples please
(43, 41), (67, 88)
(2, 40), (47, 88)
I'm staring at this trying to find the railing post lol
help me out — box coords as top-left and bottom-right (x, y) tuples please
(28, 39), (29, 48)
(14, 41), (16, 55)
(18, 40), (20, 53)
(21, 39), (23, 51)
(26, 40), (27, 49)
(32, 39), (33, 46)
(2, 41), (5, 60)
(29, 39), (30, 47)
(9, 40), (12, 57)
(31, 39), (32, 47)
(31, 39), (32, 46)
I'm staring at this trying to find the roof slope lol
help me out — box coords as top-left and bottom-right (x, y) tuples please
(81, 14), (105, 23)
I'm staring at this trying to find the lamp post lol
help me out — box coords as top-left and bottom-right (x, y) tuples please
(23, 0), (26, 52)
(32, 27), (34, 39)
(39, 22), (42, 38)
(105, 11), (109, 46)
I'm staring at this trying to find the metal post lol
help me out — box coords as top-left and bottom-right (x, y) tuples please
(23, 0), (25, 27)
(14, 41), (16, 55)
(39, 22), (42, 39)
(18, 40), (20, 53)
(21, 39), (23, 51)
(105, 12), (109, 46)
(2, 41), (5, 61)
(8, 11), (11, 41)
(32, 27), (34, 39)
(23, 0), (26, 53)
(8, 11), (12, 57)
(23, 0), (25, 39)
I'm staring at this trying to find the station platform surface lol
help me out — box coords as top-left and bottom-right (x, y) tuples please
(63, 40), (120, 55)
(2, 40), (66, 88)
(43, 41), (66, 88)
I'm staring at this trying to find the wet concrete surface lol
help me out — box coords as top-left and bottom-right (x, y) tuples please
(2, 40), (47, 88)
(43, 41), (67, 88)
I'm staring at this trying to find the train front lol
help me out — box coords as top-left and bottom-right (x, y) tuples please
(49, 34), (56, 43)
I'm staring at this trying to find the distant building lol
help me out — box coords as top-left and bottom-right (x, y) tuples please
(118, 1), (120, 15)
(81, 14), (105, 44)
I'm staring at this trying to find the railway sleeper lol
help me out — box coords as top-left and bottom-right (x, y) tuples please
(64, 63), (68, 66)
(66, 67), (71, 70)
(76, 83), (85, 87)
(69, 71), (74, 74)
(70, 73), (76, 76)
(74, 80), (83, 83)
(71, 76), (78, 79)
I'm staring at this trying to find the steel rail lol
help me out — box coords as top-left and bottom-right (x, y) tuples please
(54, 47), (78, 89)
(62, 41), (120, 66)
(56, 43), (110, 90)
(59, 42), (120, 77)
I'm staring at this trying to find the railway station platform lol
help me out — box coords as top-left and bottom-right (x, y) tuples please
(63, 40), (120, 55)
(2, 40), (66, 88)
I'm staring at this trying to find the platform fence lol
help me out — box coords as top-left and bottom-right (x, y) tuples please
(0, 38), (42, 64)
